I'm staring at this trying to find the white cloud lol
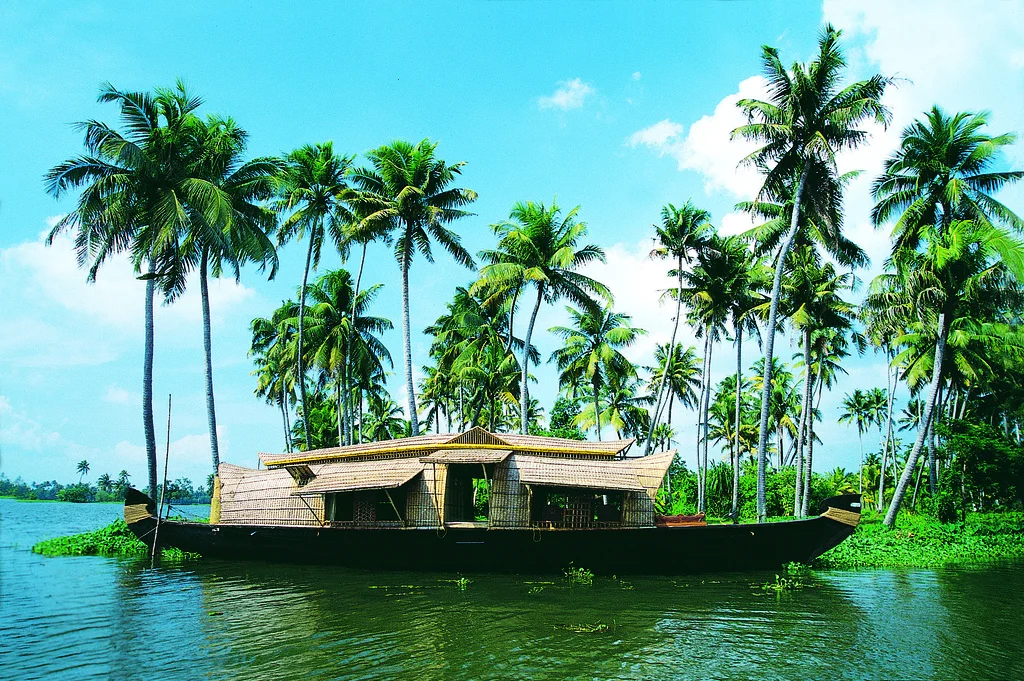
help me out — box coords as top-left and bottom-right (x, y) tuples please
(3, 232), (256, 330)
(0, 395), (62, 451)
(629, 76), (768, 199)
(538, 78), (595, 111)
(629, 119), (684, 148)
(719, 211), (758, 238)
(632, 71), (642, 81)
(103, 384), (138, 405)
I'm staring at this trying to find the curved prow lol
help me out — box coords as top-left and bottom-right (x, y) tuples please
(124, 487), (157, 526)
(818, 494), (862, 527)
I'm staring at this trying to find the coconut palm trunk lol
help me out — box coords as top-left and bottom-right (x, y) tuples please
(795, 326), (812, 517)
(199, 248), (221, 471)
(296, 233), (316, 449)
(733, 322), (743, 517)
(756, 165), (810, 522)
(696, 332), (712, 513)
(400, 234), (419, 436)
(802, 371), (823, 517)
(346, 242), (368, 446)
(647, 259), (684, 452)
(592, 378), (602, 442)
(928, 383), (943, 494)
(884, 313), (951, 526)
(520, 285), (544, 434)
(143, 262), (159, 497)
(878, 358), (896, 511)
(280, 383), (291, 453)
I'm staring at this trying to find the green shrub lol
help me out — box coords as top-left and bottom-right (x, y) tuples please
(32, 520), (198, 560)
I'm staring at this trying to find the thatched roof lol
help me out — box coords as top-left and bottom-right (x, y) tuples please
(260, 427), (634, 468)
(290, 458), (425, 497)
(514, 450), (676, 496)
(420, 449), (512, 464)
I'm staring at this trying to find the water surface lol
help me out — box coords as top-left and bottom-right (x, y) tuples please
(2, 498), (1022, 680)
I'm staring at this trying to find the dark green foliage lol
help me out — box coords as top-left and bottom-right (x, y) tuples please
(815, 510), (1024, 568)
(939, 420), (1024, 513)
(55, 483), (95, 503)
(32, 520), (198, 560)
(532, 397), (586, 440)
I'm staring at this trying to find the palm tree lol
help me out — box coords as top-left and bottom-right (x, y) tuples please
(251, 301), (299, 451)
(839, 389), (874, 494)
(646, 343), (703, 431)
(476, 200), (609, 434)
(732, 25), (890, 521)
(352, 139), (477, 436)
(679, 235), (734, 511)
(870, 108), (1024, 526)
(364, 394), (407, 441)
(46, 81), (207, 498)
(172, 114), (280, 472)
(549, 306), (645, 441)
(97, 473), (113, 494)
(304, 269), (393, 445)
(783, 245), (857, 514)
(116, 470), (131, 496)
(645, 202), (714, 449)
(76, 460), (90, 483)
(872, 107), (1024, 251)
(275, 142), (355, 448)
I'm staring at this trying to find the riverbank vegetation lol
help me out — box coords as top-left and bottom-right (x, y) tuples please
(47, 25), (1024, 532)
(31, 519), (197, 560)
(0, 471), (211, 504)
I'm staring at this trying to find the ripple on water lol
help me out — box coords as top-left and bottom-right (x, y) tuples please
(3, 499), (1024, 680)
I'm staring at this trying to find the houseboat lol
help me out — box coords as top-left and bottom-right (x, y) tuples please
(125, 427), (861, 573)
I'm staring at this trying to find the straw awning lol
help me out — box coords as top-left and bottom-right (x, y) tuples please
(290, 459), (424, 496)
(420, 448), (512, 464)
(514, 455), (646, 492)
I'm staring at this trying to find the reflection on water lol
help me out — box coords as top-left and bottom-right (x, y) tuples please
(2, 499), (1023, 680)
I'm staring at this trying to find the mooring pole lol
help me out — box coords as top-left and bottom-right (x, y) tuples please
(151, 394), (172, 562)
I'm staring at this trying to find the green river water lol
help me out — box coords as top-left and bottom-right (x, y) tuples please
(2, 498), (1022, 680)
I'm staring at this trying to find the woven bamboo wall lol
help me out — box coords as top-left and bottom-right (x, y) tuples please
(621, 491), (654, 528)
(218, 463), (324, 526)
(405, 465), (445, 527)
(489, 457), (531, 528)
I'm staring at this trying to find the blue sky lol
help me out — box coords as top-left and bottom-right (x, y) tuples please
(1, 1), (1022, 488)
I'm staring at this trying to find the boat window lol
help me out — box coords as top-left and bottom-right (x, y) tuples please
(530, 488), (623, 528)
(324, 492), (354, 523)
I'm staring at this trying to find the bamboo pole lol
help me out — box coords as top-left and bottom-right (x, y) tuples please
(152, 394), (172, 562)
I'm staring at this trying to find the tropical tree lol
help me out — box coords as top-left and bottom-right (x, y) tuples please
(352, 139), (477, 436)
(870, 107), (1024, 526)
(45, 81), (205, 498)
(646, 343), (703, 431)
(76, 460), (90, 483)
(175, 114), (280, 471)
(679, 234), (733, 512)
(732, 25), (890, 521)
(304, 269), (393, 446)
(838, 389), (874, 494)
(251, 301), (298, 452)
(549, 306), (644, 441)
(645, 201), (714, 449)
(476, 200), (609, 434)
(275, 142), (355, 448)
(363, 394), (407, 441)
(97, 473), (113, 494)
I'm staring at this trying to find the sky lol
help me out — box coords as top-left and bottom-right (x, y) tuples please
(1, 1), (1023, 488)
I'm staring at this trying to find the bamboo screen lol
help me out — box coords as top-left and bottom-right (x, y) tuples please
(405, 464), (445, 528)
(218, 463), (324, 527)
(488, 457), (531, 528)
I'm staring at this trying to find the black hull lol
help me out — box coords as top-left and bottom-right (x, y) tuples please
(125, 490), (860, 574)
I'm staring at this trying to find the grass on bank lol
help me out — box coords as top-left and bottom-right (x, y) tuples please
(814, 509), (1024, 569)
(31, 519), (199, 560)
